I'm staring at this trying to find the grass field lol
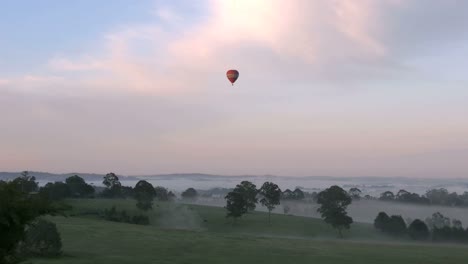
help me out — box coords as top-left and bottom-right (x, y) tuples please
(25, 199), (468, 264)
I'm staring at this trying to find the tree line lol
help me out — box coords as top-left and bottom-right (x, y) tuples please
(0, 171), (196, 264)
(374, 211), (468, 243)
(224, 181), (353, 237)
(3, 171), (468, 263)
(377, 188), (468, 207)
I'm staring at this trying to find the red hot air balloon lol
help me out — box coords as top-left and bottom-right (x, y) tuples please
(226, 69), (239, 85)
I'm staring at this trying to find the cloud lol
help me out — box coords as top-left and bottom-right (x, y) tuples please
(0, 78), (10, 86)
(33, 0), (396, 96)
(2, 0), (468, 176)
(4, 0), (468, 98)
(48, 56), (106, 71)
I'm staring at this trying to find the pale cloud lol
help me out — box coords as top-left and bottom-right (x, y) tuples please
(3, 0), (468, 176)
(40, 0), (401, 96)
(152, 6), (183, 24)
(22, 75), (64, 83)
(48, 56), (106, 71)
(7, 0), (468, 97)
(0, 78), (10, 86)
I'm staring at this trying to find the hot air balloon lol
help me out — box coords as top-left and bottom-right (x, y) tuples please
(226, 69), (239, 85)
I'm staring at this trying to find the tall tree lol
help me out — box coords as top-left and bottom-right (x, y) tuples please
(374, 212), (390, 231)
(316, 185), (353, 238)
(425, 212), (451, 230)
(102, 173), (122, 198)
(224, 181), (258, 222)
(282, 189), (294, 200)
(379, 191), (395, 201)
(425, 188), (449, 205)
(103, 172), (121, 189)
(12, 171), (38, 193)
(258, 182), (281, 223)
(181, 188), (198, 200)
(348, 188), (362, 200)
(133, 180), (156, 211)
(154, 186), (169, 201)
(39, 182), (70, 201)
(237, 181), (258, 212)
(408, 219), (430, 241)
(65, 175), (94, 198)
(225, 190), (248, 223)
(0, 181), (59, 263)
(292, 188), (305, 200)
(387, 215), (407, 236)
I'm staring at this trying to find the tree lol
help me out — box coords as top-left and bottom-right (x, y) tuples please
(39, 182), (70, 201)
(224, 181), (258, 221)
(316, 185), (353, 238)
(168, 191), (176, 201)
(452, 219), (463, 229)
(181, 188), (198, 200)
(394, 189), (429, 204)
(102, 172), (121, 189)
(425, 212), (451, 230)
(348, 188), (362, 200)
(283, 188), (305, 200)
(102, 173), (122, 198)
(258, 182), (282, 224)
(379, 191), (395, 201)
(12, 171), (38, 193)
(237, 181), (258, 212)
(374, 212), (390, 231)
(65, 175), (94, 198)
(18, 218), (62, 257)
(408, 219), (429, 241)
(292, 188), (305, 200)
(425, 188), (449, 205)
(154, 186), (169, 201)
(387, 215), (407, 236)
(447, 192), (463, 206)
(460, 192), (468, 207)
(373, 212), (407, 237)
(0, 181), (59, 263)
(282, 189), (293, 200)
(396, 189), (411, 202)
(133, 180), (156, 211)
(120, 186), (134, 198)
(225, 190), (248, 222)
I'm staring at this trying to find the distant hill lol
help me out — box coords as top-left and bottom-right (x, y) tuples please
(0, 171), (140, 182)
(2, 172), (466, 191)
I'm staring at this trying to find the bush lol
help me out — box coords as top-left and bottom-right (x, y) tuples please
(102, 206), (149, 225)
(374, 212), (390, 231)
(154, 186), (169, 201)
(387, 215), (407, 236)
(18, 219), (62, 257)
(408, 219), (430, 241)
(1, 181), (60, 263)
(181, 188), (198, 200)
(373, 212), (407, 237)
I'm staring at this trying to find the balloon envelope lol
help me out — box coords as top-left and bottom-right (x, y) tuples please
(226, 69), (239, 85)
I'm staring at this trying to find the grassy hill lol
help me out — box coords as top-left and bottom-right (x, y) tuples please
(26, 199), (468, 264)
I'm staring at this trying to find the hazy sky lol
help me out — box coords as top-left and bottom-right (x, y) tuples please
(1, 0), (468, 177)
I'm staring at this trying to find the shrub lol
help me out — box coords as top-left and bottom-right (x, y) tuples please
(408, 219), (430, 241)
(373, 212), (407, 237)
(18, 219), (62, 257)
(101, 206), (149, 225)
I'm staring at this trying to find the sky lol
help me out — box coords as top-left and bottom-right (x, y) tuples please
(1, 0), (468, 177)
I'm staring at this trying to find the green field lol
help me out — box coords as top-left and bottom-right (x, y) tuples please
(26, 199), (468, 264)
